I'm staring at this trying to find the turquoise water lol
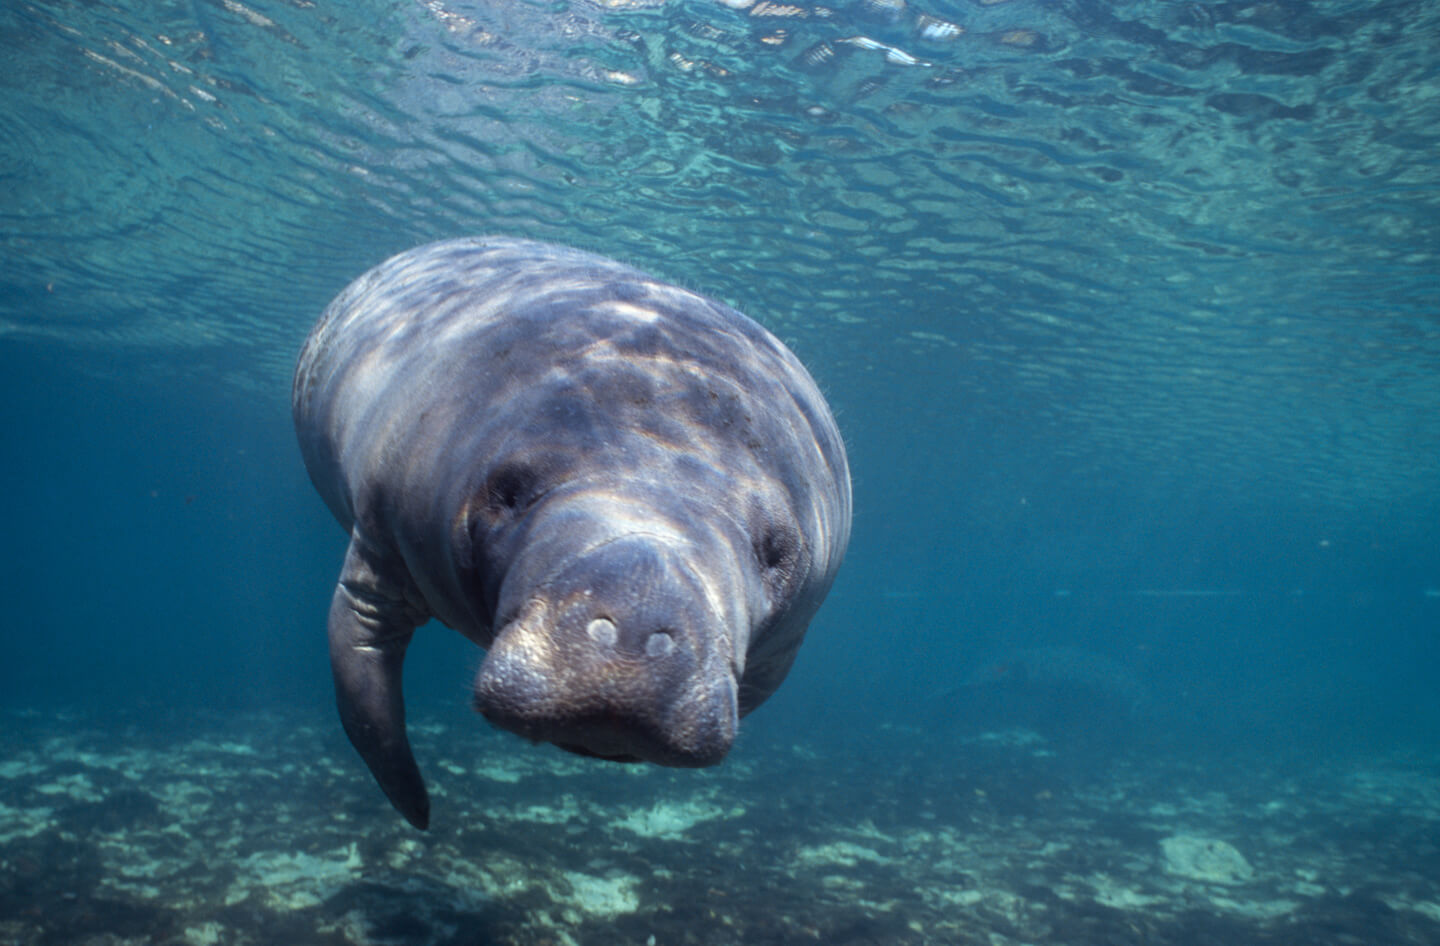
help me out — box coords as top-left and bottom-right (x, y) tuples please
(2, 1), (1438, 943)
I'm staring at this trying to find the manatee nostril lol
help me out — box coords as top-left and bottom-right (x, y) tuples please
(586, 617), (618, 648)
(645, 630), (676, 658)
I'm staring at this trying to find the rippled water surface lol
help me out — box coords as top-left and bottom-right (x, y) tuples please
(6, 0), (1439, 516)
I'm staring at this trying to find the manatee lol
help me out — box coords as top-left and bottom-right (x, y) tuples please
(292, 237), (851, 828)
(934, 646), (1148, 741)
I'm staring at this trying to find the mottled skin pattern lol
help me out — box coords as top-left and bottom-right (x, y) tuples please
(293, 237), (851, 829)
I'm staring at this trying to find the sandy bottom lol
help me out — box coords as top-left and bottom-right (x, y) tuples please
(1, 706), (1436, 945)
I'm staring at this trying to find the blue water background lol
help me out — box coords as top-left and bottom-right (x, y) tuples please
(3, 0), (1438, 772)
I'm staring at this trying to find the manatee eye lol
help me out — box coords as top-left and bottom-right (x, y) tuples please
(747, 498), (806, 597)
(756, 524), (798, 573)
(476, 454), (572, 530)
(484, 463), (542, 516)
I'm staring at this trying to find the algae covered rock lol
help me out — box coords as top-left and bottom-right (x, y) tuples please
(1160, 835), (1254, 885)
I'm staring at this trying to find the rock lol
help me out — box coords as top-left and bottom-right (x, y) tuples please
(1160, 835), (1254, 885)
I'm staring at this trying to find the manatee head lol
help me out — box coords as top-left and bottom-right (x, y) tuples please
(468, 477), (763, 767)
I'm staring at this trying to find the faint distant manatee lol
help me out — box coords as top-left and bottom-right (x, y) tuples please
(292, 237), (851, 829)
(935, 646), (1147, 737)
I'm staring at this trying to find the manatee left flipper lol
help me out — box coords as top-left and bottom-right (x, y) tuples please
(328, 533), (431, 830)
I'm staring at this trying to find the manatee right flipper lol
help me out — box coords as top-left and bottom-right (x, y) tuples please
(327, 534), (431, 829)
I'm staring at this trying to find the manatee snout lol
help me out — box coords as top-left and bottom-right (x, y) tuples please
(474, 536), (740, 766)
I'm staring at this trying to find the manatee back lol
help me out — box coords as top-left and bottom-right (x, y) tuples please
(293, 236), (851, 689)
(294, 235), (849, 552)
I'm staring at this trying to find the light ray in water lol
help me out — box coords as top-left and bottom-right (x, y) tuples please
(1132, 589), (1245, 598)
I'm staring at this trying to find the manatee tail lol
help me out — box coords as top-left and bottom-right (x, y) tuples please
(328, 536), (431, 830)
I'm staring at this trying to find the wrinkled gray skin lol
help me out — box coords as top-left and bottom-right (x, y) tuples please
(293, 237), (851, 829)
